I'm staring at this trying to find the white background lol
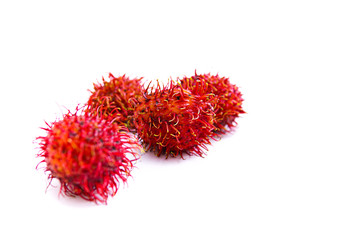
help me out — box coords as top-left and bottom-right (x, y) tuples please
(1, 0), (359, 239)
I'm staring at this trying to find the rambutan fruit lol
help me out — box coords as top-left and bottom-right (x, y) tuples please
(36, 108), (142, 204)
(86, 73), (143, 131)
(134, 81), (216, 158)
(180, 72), (245, 133)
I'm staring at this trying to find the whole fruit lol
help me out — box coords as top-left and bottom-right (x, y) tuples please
(134, 81), (216, 158)
(180, 72), (245, 133)
(36, 108), (142, 204)
(86, 73), (143, 131)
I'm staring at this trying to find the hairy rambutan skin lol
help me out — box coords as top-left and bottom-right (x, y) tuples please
(36, 109), (142, 204)
(180, 72), (245, 133)
(86, 73), (143, 131)
(134, 81), (217, 158)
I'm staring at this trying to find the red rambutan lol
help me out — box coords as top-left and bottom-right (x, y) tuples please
(36, 108), (142, 204)
(134, 81), (217, 158)
(86, 73), (143, 131)
(180, 72), (245, 133)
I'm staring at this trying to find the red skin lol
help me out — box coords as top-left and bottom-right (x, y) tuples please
(180, 72), (245, 133)
(36, 108), (142, 204)
(86, 73), (143, 131)
(134, 81), (217, 158)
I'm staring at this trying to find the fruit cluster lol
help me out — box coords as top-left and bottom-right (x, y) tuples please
(36, 71), (245, 204)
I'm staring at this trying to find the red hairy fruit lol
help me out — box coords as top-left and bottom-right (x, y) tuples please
(36, 109), (142, 204)
(86, 73), (143, 131)
(134, 81), (217, 158)
(180, 72), (245, 133)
